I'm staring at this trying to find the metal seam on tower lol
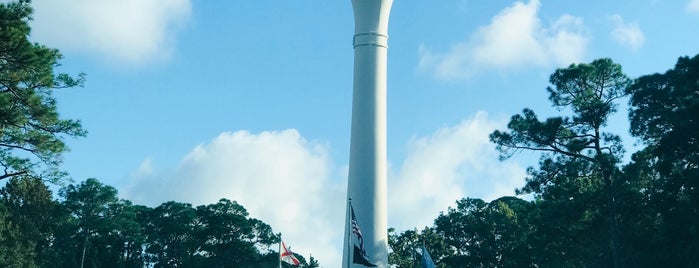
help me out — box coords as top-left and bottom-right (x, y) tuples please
(353, 33), (389, 48)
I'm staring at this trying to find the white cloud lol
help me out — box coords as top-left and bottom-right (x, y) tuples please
(418, 0), (588, 80)
(123, 129), (344, 266)
(28, 0), (191, 65)
(689, 0), (699, 15)
(122, 115), (526, 265)
(608, 14), (645, 51)
(131, 157), (154, 178)
(388, 111), (526, 231)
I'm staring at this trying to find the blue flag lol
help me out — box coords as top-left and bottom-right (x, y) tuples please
(421, 246), (436, 268)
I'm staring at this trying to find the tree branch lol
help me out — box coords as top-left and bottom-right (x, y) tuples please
(0, 170), (27, 180)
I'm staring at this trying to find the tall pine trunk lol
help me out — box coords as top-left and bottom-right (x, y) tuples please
(80, 232), (88, 268)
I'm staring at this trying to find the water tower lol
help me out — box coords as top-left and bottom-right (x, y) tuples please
(343, 0), (393, 267)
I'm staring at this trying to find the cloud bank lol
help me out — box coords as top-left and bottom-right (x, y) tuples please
(29, 0), (191, 65)
(608, 14), (645, 51)
(388, 111), (526, 231)
(122, 112), (526, 266)
(418, 0), (588, 80)
(123, 129), (344, 266)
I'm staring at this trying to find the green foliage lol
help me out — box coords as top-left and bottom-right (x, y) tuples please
(195, 199), (278, 267)
(145, 201), (200, 267)
(434, 197), (536, 268)
(0, 0), (86, 183)
(547, 58), (630, 129)
(388, 228), (421, 267)
(388, 227), (448, 268)
(0, 176), (57, 267)
(490, 58), (631, 267)
(0, 177), (315, 267)
(474, 55), (699, 267)
(389, 56), (696, 268)
(59, 178), (126, 268)
(491, 59), (629, 167)
(141, 198), (284, 267)
(627, 54), (699, 200)
(302, 255), (320, 268)
(626, 54), (699, 266)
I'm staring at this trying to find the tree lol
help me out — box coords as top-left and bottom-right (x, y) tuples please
(627, 55), (699, 176)
(388, 228), (421, 267)
(490, 58), (631, 267)
(0, 201), (11, 264)
(616, 149), (669, 267)
(388, 227), (449, 268)
(59, 178), (119, 268)
(0, 175), (312, 266)
(301, 255), (320, 268)
(143, 198), (281, 268)
(626, 54), (699, 266)
(80, 200), (149, 268)
(0, 176), (59, 267)
(0, 0), (86, 183)
(433, 197), (535, 268)
(145, 201), (201, 267)
(109, 202), (150, 267)
(196, 199), (278, 267)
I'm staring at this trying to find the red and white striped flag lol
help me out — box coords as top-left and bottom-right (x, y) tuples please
(280, 240), (300, 266)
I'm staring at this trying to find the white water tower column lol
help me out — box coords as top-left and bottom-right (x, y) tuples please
(343, 0), (393, 267)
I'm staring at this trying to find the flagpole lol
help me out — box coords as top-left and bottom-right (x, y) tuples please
(279, 234), (282, 268)
(347, 198), (352, 268)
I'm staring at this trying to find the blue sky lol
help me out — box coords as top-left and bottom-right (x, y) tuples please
(18, 0), (699, 265)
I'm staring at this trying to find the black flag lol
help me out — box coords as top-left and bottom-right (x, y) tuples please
(350, 202), (377, 267)
(353, 245), (377, 267)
